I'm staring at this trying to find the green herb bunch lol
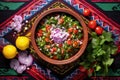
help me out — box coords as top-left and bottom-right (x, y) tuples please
(80, 31), (118, 76)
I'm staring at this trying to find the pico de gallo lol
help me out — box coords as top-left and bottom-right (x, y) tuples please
(36, 13), (83, 60)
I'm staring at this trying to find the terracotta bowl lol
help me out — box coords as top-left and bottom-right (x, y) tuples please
(31, 8), (88, 65)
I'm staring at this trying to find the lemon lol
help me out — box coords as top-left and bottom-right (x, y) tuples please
(3, 45), (17, 59)
(16, 36), (30, 50)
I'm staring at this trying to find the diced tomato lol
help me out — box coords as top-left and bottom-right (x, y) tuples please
(53, 55), (58, 60)
(68, 27), (73, 33)
(73, 29), (78, 34)
(37, 29), (43, 37)
(45, 45), (50, 49)
(37, 33), (41, 37)
(52, 47), (57, 52)
(67, 39), (72, 45)
(45, 24), (51, 32)
(73, 41), (78, 47)
(59, 44), (63, 47)
(50, 47), (57, 53)
(58, 18), (64, 24)
(38, 29), (43, 33)
(61, 49), (64, 54)
(45, 37), (49, 42)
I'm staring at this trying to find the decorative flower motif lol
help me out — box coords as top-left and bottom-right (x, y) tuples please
(50, 27), (69, 44)
(12, 15), (22, 23)
(10, 15), (23, 32)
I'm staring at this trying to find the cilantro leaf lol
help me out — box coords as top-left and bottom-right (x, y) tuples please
(102, 31), (113, 42)
(91, 37), (100, 48)
(103, 58), (114, 66)
(96, 65), (101, 71)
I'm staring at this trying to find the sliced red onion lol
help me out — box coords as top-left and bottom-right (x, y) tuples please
(18, 53), (33, 67)
(50, 27), (69, 44)
(10, 59), (20, 70)
(16, 65), (26, 74)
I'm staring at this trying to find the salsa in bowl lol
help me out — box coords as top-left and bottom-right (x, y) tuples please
(31, 8), (88, 65)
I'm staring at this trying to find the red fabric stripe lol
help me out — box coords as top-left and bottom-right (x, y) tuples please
(26, 66), (50, 80)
